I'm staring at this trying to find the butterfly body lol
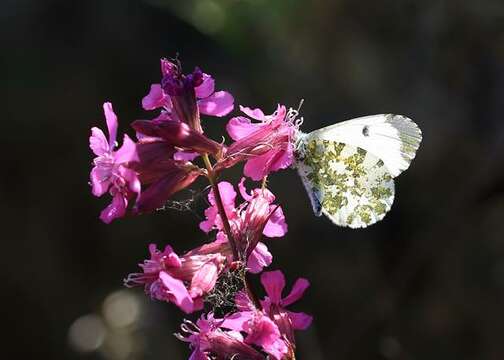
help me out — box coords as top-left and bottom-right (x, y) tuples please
(294, 114), (421, 228)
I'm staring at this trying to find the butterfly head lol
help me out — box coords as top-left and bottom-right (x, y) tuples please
(283, 107), (308, 164)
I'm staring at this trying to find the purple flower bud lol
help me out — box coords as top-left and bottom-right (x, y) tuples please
(145, 58), (233, 132)
(132, 119), (224, 157)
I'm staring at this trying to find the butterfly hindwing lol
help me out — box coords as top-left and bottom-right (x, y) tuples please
(297, 138), (395, 228)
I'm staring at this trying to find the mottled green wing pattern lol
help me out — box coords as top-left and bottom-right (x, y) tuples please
(296, 139), (395, 228)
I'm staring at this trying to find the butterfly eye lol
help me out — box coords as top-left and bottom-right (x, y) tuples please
(362, 126), (370, 137)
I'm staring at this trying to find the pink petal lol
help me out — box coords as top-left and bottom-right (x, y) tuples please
(194, 73), (215, 99)
(243, 151), (277, 181)
(260, 270), (285, 304)
(99, 192), (127, 224)
(243, 315), (287, 359)
(90, 166), (111, 197)
(263, 205), (287, 238)
(238, 177), (253, 201)
(114, 134), (139, 163)
(199, 206), (218, 233)
(244, 148), (291, 181)
(270, 105), (287, 122)
(89, 127), (109, 156)
(239, 105), (266, 121)
(119, 167), (141, 195)
(221, 311), (254, 332)
(247, 242), (272, 273)
(200, 182), (237, 233)
(189, 262), (220, 297)
(226, 117), (264, 141)
(173, 151), (199, 162)
(235, 291), (256, 312)
(142, 84), (169, 110)
(215, 231), (228, 243)
(269, 146), (294, 172)
(159, 271), (196, 314)
(281, 278), (310, 306)
(287, 311), (313, 330)
(103, 102), (118, 147)
(263, 339), (289, 360)
(208, 181), (237, 207)
(220, 120), (283, 172)
(244, 314), (280, 346)
(162, 245), (183, 268)
(198, 91), (234, 117)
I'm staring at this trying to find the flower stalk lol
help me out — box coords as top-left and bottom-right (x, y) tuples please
(202, 153), (239, 261)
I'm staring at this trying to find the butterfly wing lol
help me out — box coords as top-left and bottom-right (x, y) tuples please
(296, 114), (421, 228)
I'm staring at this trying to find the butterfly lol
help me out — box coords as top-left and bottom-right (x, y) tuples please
(294, 114), (422, 228)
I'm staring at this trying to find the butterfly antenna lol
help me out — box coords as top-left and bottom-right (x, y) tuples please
(297, 98), (305, 113)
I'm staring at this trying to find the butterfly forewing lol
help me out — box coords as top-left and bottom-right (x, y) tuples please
(307, 114), (422, 177)
(297, 138), (395, 228)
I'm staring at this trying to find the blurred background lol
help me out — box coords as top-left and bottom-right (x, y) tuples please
(2, 0), (504, 359)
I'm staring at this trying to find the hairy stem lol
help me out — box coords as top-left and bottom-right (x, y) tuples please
(202, 154), (239, 260)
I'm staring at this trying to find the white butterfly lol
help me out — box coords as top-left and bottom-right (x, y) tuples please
(294, 114), (422, 228)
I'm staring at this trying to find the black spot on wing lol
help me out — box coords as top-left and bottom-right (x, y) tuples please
(362, 125), (370, 137)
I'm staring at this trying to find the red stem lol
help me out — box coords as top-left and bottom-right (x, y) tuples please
(203, 155), (262, 311)
(203, 154), (239, 260)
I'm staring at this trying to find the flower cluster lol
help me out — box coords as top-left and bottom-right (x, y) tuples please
(177, 271), (311, 359)
(89, 58), (309, 359)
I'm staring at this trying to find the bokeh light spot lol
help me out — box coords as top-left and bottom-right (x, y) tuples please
(103, 289), (141, 329)
(68, 314), (107, 352)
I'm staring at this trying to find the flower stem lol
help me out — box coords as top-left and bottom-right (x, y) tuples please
(202, 154), (239, 261)
(203, 154), (261, 312)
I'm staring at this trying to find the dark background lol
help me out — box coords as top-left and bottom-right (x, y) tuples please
(3, 0), (504, 359)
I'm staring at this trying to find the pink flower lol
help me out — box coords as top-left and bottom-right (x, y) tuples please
(246, 242), (274, 274)
(199, 182), (238, 233)
(200, 179), (287, 238)
(176, 314), (264, 360)
(217, 105), (301, 180)
(242, 312), (289, 359)
(199, 179), (287, 272)
(221, 270), (311, 360)
(124, 244), (226, 314)
(142, 59), (234, 132)
(260, 270), (312, 344)
(89, 102), (140, 223)
(237, 178), (288, 238)
(221, 293), (289, 360)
